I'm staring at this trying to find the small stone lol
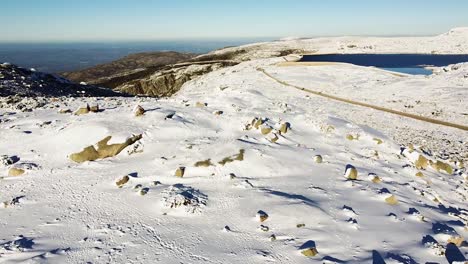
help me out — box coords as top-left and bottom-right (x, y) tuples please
(415, 155), (429, 170)
(313, 155), (323, 164)
(373, 138), (383, 144)
(454, 160), (464, 169)
(260, 125), (273, 135)
(8, 167), (25, 177)
(301, 247), (318, 257)
(385, 195), (398, 205)
(269, 133), (279, 143)
(139, 188), (149, 196)
(194, 159), (213, 167)
(344, 164), (358, 180)
(223, 225), (231, 232)
(134, 105), (145, 117)
(153, 181), (162, 186)
(74, 104), (90, 115)
(89, 104), (99, 113)
(0, 155), (19, 167)
(447, 236), (464, 246)
(269, 234), (276, 241)
(300, 241), (318, 257)
(133, 184), (143, 190)
(279, 122), (290, 134)
(252, 117), (264, 129)
(195, 102), (207, 107)
(372, 176), (381, 183)
(213, 110), (223, 115)
(115, 175), (130, 187)
(259, 225), (269, 232)
(175, 167), (185, 177)
(229, 173), (237, 179)
(58, 108), (72, 114)
(415, 171), (424, 177)
(296, 223), (305, 228)
(430, 160), (453, 174)
(369, 173), (381, 183)
(256, 210), (269, 222)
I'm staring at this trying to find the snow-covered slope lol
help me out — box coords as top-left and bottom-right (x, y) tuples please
(1, 31), (467, 263)
(203, 27), (468, 61)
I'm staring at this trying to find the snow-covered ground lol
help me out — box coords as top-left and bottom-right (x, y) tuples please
(1, 31), (468, 263)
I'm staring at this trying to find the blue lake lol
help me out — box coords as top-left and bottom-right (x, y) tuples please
(300, 54), (468, 75)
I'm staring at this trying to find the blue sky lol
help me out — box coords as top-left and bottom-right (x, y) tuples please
(1, 0), (468, 42)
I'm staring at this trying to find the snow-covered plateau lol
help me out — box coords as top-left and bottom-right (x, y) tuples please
(0, 29), (467, 263)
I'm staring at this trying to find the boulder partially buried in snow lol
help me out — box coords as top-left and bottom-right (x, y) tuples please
(0, 155), (19, 167)
(69, 134), (143, 163)
(299, 240), (318, 257)
(161, 184), (207, 213)
(344, 164), (358, 180)
(134, 105), (145, 117)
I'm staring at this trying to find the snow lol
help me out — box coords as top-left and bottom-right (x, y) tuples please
(1, 30), (467, 263)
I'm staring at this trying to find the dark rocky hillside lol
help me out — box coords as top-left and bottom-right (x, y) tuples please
(60, 51), (196, 88)
(0, 63), (123, 97)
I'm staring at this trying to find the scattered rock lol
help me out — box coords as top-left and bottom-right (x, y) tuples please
(430, 160), (453, 174)
(218, 149), (245, 165)
(175, 167), (186, 177)
(269, 133), (279, 143)
(196, 102), (207, 107)
(344, 164), (358, 180)
(58, 108), (72, 114)
(415, 155), (429, 170)
(127, 141), (144, 155)
(223, 226), (231, 232)
(2, 196), (24, 208)
(373, 138), (383, 144)
(260, 124), (273, 135)
(74, 104), (90, 115)
(346, 134), (359, 140)
(385, 195), (399, 205)
(259, 225), (269, 232)
(299, 240), (318, 257)
(296, 223), (305, 228)
(415, 171), (424, 177)
(279, 122), (290, 134)
(370, 174), (382, 183)
(69, 134), (143, 163)
(270, 234), (276, 241)
(115, 175), (130, 187)
(134, 105), (145, 117)
(153, 181), (162, 186)
(0, 155), (19, 167)
(133, 184), (143, 190)
(422, 235), (445, 256)
(256, 210), (269, 222)
(213, 110), (223, 115)
(447, 236), (465, 246)
(194, 159), (213, 167)
(313, 155), (323, 164)
(8, 168), (25, 176)
(139, 188), (149, 196)
(89, 104), (99, 112)
(161, 184), (207, 213)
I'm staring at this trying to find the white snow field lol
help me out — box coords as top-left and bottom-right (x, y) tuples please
(1, 30), (468, 263)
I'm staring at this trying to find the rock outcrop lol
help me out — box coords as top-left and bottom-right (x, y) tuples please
(115, 61), (236, 97)
(0, 63), (123, 97)
(69, 134), (142, 163)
